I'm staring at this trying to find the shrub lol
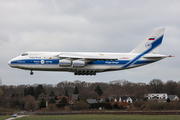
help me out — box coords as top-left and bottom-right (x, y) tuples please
(40, 98), (46, 108)
(56, 97), (69, 108)
(146, 101), (157, 110)
(48, 104), (58, 111)
(133, 100), (145, 108)
(49, 98), (56, 104)
(167, 98), (170, 103)
(146, 101), (166, 110)
(73, 101), (90, 110)
(61, 97), (67, 103)
(80, 97), (87, 102)
(156, 103), (166, 110)
(24, 95), (37, 111)
(165, 101), (180, 110)
(56, 103), (69, 108)
(143, 98), (147, 101)
(90, 103), (112, 109)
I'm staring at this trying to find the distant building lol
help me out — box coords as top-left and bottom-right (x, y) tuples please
(87, 99), (98, 104)
(145, 93), (168, 100)
(57, 96), (69, 102)
(168, 95), (179, 101)
(71, 94), (79, 102)
(119, 96), (136, 103)
(99, 97), (104, 103)
(67, 100), (74, 105)
(46, 101), (49, 107)
(108, 95), (117, 102)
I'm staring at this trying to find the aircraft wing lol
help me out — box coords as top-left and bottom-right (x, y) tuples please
(58, 53), (118, 62)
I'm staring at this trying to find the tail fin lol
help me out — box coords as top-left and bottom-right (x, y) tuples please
(131, 28), (165, 54)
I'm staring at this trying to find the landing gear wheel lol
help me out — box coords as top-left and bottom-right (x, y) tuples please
(93, 72), (96, 75)
(74, 72), (77, 75)
(30, 70), (34, 75)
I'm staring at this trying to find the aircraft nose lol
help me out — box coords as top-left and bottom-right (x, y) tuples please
(8, 60), (11, 66)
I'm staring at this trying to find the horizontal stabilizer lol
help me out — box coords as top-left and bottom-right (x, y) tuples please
(143, 54), (168, 59)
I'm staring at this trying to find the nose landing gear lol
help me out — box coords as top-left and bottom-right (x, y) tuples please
(30, 70), (34, 75)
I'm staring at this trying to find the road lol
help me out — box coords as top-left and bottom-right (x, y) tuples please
(5, 115), (28, 120)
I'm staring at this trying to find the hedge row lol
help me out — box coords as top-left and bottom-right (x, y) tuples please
(56, 103), (69, 108)
(90, 103), (112, 109)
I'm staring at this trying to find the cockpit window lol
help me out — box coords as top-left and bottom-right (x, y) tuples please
(22, 53), (28, 56)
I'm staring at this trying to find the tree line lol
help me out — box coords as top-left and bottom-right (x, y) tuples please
(0, 79), (180, 111)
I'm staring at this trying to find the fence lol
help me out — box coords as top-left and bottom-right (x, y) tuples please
(1, 111), (180, 115)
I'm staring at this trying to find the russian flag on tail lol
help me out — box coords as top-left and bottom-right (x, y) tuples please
(148, 38), (155, 40)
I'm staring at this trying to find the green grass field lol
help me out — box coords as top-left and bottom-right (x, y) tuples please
(0, 116), (11, 120)
(17, 115), (180, 120)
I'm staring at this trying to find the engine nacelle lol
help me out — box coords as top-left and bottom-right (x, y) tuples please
(73, 60), (86, 67)
(59, 59), (72, 67)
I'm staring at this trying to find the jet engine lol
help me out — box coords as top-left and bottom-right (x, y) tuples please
(59, 59), (72, 67)
(59, 59), (86, 67)
(72, 60), (86, 67)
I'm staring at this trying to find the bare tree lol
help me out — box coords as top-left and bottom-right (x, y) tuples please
(0, 88), (3, 96)
(0, 78), (2, 86)
(149, 79), (164, 93)
(24, 95), (38, 111)
(79, 90), (98, 99)
(164, 80), (178, 95)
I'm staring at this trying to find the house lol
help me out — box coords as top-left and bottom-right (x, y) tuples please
(108, 95), (117, 102)
(67, 100), (74, 105)
(114, 98), (117, 102)
(57, 96), (69, 101)
(87, 99), (98, 104)
(46, 101), (49, 107)
(71, 94), (79, 102)
(119, 96), (136, 103)
(168, 95), (179, 101)
(145, 93), (168, 100)
(100, 97), (104, 103)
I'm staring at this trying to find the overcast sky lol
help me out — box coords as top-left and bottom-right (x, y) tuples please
(0, 0), (180, 85)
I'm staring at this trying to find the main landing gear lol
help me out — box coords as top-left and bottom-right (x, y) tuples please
(74, 71), (96, 76)
(30, 70), (34, 75)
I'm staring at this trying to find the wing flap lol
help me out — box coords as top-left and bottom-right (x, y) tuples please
(58, 53), (118, 61)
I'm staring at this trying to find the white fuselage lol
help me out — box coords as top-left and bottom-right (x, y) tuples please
(8, 51), (165, 74)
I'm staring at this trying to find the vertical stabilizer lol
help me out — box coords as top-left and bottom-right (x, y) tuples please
(131, 28), (165, 54)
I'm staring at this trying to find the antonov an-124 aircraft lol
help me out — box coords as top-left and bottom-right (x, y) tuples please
(8, 28), (172, 75)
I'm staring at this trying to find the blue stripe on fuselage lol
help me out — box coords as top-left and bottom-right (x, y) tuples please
(89, 60), (155, 65)
(11, 59), (59, 65)
(88, 60), (129, 65)
(11, 59), (155, 66)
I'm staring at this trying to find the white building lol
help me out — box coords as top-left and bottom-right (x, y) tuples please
(145, 93), (167, 100)
(119, 96), (136, 103)
(168, 95), (179, 101)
